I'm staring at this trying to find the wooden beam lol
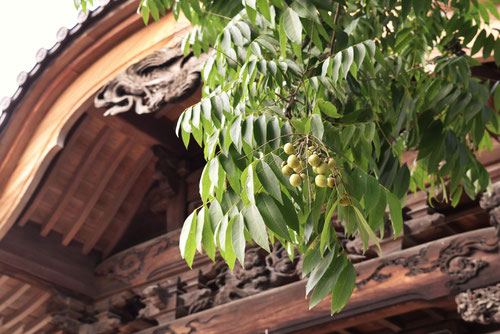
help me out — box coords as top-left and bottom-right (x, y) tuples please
(18, 115), (90, 227)
(41, 126), (111, 237)
(61, 138), (132, 246)
(376, 318), (402, 332)
(0, 224), (98, 298)
(102, 164), (156, 257)
(87, 106), (186, 157)
(135, 227), (500, 334)
(82, 149), (154, 254)
(2, 322), (23, 334)
(23, 315), (52, 334)
(0, 275), (10, 287)
(0, 283), (30, 312)
(2, 292), (51, 329)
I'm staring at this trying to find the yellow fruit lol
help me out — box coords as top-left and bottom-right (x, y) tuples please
(308, 154), (321, 167)
(293, 166), (302, 173)
(282, 166), (293, 175)
(281, 161), (287, 168)
(315, 175), (327, 187)
(284, 143), (295, 154)
(327, 158), (336, 170)
(290, 174), (302, 187)
(317, 162), (328, 175)
(312, 166), (318, 174)
(300, 173), (306, 180)
(339, 195), (350, 206)
(327, 177), (335, 188)
(287, 155), (300, 169)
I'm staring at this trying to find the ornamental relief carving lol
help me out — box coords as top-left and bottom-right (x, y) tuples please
(176, 244), (301, 317)
(95, 236), (171, 283)
(480, 181), (500, 237)
(456, 283), (500, 324)
(357, 238), (499, 291)
(94, 46), (206, 116)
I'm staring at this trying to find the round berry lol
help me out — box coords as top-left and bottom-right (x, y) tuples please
(315, 175), (327, 187)
(290, 174), (302, 187)
(284, 143), (295, 154)
(282, 165), (293, 175)
(308, 154), (321, 167)
(287, 155), (300, 169)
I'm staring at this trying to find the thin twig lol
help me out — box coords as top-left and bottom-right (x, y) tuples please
(329, 2), (342, 56)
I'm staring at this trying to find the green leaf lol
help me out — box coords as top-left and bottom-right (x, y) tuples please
(242, 204), (270, 252)
(309, 254), (347, 309)
(179, 210), (197, 268)
(331, 262), (356, 314)
(353, 206), (380, 252)
(195, 207), (205, 253)
(231, 213), (246, 265)
(306, 250), (334, 295)
(365, 175), (381, 212)
(317, 99), (341, 118)
(284, 8), (302, 44)
(256, 160), (283, 204)
(230, 115), (243, 152)
(310, 114), (325, 140)
(387, 191), (403, 237)
(279, 14), (287, 58)
(342, 47), (354, 79)
(201, 207), (216, 261)
(141, 5), (150, 25)
(257, 0), (271, 22)
(254, 116), (267, 147)
(255, 193), (292, 241)
(302, 240), (321, 276)
(224, 215), (237, 270)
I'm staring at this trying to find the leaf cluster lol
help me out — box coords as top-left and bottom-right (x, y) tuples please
(76, 0), (500, 314)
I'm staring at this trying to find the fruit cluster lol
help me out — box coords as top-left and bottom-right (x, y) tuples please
(281, 142), (338, 188)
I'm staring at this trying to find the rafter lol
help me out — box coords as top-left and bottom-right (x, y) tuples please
(61, 138), (132, 246)
(17, 115), (90, 227)
(82, 148), (154, 254)
(102, 164), (155, 257)
(0, 283), (30, 313)
(41, 126), (111, 237)
(23, 315), (53, 334)
(2, 292), (51, 330)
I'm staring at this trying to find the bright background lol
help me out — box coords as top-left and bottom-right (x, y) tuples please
(0, 1), (98, 99)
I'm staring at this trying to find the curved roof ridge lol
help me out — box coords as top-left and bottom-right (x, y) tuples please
(0, 0), (124, 136)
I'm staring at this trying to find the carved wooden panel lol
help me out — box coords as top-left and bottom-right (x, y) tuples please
(95, 47), (206, 116)
(456, 283), (500, 325)
(139, 227), (500, 334)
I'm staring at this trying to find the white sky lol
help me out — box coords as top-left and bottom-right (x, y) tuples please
(0, 1), (97, 99)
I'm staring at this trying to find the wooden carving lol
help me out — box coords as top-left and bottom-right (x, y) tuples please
(95, 236), (171, 283)
(176, 244), (301, 317)
(480, 181), (500, 236)
(94, 47), (206, 116)
(456, 283), (500, 324)
(358, 237), (498, 290)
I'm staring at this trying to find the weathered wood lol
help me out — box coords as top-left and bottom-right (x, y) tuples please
(0, 224), (98, 298)
(95, 229), (212, 298)
(41, 126), (111, 237)
(136, 227), (500, 334)
(23, 315), (53, 334)
(0, 284), (30, 312)
(17, 115), (90, 227)
(102, 164), (156, 258)
(62, 138), (132, 246)
(2, 291), (51, 329)
(82, 148), (154, 254)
